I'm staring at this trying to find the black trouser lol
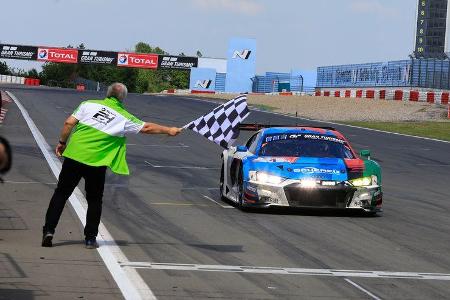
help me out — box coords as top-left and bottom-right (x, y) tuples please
(43, 158), (107, 239)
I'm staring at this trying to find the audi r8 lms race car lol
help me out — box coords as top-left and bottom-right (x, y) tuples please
(220, 124), (383, 213)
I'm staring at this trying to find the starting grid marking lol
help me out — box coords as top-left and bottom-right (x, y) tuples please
(120, 262), (450, 281)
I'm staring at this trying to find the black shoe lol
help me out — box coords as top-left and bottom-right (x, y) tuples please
(85, 238), (99, 249)
(41, 232), (53, 247)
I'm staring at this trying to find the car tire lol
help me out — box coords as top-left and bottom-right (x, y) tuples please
(219, 161), (227, 202)
(237, 166), (248, 211)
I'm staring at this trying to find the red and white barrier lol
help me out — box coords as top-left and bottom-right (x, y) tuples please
(316, 89), (450, 104)
(0, 74), (40, 86)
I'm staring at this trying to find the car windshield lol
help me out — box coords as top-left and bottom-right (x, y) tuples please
(259, 133), (355, 159)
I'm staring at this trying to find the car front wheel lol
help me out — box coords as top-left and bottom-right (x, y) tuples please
(237, 166), (247, 211)
(220, 161), (227, 201)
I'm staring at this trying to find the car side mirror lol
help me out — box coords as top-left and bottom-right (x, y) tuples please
(236, 145), (248, 152)
(360, 149), (371, 160)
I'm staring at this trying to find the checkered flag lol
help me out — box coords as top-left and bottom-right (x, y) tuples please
(184, 95), (250, 148)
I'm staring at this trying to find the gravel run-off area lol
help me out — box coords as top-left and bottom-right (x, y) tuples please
(184, 94), (449, 122)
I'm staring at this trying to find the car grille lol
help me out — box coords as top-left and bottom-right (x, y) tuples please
(283, 184), (355, 208)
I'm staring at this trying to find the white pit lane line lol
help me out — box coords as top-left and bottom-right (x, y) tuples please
(120, 262), (450, 281)
(9, 91), (156, 300)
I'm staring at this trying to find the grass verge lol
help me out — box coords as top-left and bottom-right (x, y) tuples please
(341, 121), (450, 142)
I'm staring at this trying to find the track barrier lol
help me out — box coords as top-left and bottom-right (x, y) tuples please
(1, 74), (39, 86)
(76, 84), (86, 91)
(316, 88), (450, 105)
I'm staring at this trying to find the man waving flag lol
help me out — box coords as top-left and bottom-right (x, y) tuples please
(184, 95), (250, 148)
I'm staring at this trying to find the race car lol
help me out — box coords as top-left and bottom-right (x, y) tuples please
(220, 124), (382, 213)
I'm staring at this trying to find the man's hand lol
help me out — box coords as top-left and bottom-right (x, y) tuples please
(56, 116), (78, 157)
(55, 143), (66, 157)
(167, 127), (182, 136)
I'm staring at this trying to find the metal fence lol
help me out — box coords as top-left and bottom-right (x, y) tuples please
(317, 58), (450, 90)
(252, 73), (314, 93)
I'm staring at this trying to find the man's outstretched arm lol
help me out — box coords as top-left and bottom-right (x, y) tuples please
(56, 116), (79, 157)
(140, 122), (182, 136)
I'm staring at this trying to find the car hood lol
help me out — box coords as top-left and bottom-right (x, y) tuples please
(248, 156), (349, 181)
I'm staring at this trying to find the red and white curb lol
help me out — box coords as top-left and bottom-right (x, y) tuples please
(0, 91), (12, 124)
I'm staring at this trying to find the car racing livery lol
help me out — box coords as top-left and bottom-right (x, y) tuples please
(220, 125), (383, 213)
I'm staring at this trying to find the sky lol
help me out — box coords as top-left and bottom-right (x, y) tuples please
(1, 0), (417, 74)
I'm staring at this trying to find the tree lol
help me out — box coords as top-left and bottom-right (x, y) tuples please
(133, 42), (190, 93)
(40, 62), (77, 88)
(0, 61), (10, 75)
(26, 69), (39, 78)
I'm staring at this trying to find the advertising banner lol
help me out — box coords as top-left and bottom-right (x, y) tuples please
(189, 68), (216, 91)
(78, 50), (117, 65)
(158, 55), (198, 70)
(225, 37), (257, 93)
(37, 47), (78, 63)
(117, 52), (158, 69)
(0, 44), (38, 60)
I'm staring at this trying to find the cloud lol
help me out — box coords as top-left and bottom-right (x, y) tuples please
(192, 0), (265, 15)
(349, 0), (397, 17)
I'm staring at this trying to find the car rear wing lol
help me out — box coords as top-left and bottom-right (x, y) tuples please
(239, 123), (336, 131)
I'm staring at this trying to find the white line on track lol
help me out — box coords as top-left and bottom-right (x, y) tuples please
(119, 262), (450, 281)
(128, 143), (189, 148)
(2, 180), (56, 185)
(145, 160), (220, 170)
(183, 96), (450, 144)
(415, 163), (450, 167)
(344, 278), (383, 300)
(202, 195), (234, 209)
(180, 187), (220, 190)
(8, 91), (156, 300)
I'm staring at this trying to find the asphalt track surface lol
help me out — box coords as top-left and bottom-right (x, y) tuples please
(2, 86), (450, 299)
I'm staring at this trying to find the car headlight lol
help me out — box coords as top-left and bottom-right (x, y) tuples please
(249, 171), (285, 185)
(300, 179), (318, 188)
(350, 175), (377, 187)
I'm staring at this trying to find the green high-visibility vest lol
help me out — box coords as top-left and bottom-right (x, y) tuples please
(63, 97), (144, 175)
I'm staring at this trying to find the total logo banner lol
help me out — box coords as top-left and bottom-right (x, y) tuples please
(37, 47), (78, 63)
(117, 52), (158, 69)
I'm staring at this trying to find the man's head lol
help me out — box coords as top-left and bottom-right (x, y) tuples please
(106, 83), (128, 101)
